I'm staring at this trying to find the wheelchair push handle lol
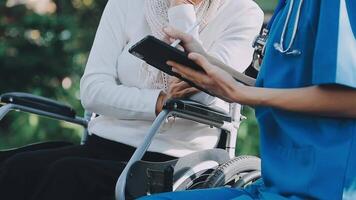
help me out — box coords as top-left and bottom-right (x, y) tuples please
(0, 92), (76, 118)
(0, 92), (87, 127)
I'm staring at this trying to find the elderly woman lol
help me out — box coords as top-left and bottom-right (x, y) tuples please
(0, 0), (263, 199)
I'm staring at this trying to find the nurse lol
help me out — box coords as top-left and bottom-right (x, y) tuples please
(139, 0), (356, 199)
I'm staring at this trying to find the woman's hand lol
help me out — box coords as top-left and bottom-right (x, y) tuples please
(155, 77), (200, 114)
(167, 77), (200, 99)
(167, 53), (242, 103)
(170, 0), (202, 7)
(155, 92), (168, 115)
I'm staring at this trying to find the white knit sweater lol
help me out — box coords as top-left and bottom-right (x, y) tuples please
(80, 0), (263, 157)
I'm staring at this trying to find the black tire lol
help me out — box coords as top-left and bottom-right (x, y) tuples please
(203, 156), (261, 188)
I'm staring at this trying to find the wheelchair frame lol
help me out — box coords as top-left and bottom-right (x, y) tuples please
(115, 98), (242, 199)
(0, 92), (260, 200)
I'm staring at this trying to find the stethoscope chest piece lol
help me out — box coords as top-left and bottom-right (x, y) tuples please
(274, 43), (302, 56)
(274, 0), (304, 56)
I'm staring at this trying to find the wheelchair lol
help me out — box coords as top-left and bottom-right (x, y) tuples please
(0, 90), (261, 199)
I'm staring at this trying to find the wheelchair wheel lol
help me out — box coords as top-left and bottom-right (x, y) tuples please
(175, 168), (216, 191)
(202, 156), (261, 188)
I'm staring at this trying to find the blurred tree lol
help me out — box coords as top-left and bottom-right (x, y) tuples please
(255, 0), (279, 13)
(0, 0), (277, 155)
(235, 0), (278, 156)
(0, 0), (108, 148)
(236, 107), (260, 156)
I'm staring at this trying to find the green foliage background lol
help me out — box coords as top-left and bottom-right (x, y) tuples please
(0, 0), (277, 156)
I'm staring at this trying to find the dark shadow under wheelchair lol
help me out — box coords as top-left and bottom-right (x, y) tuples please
(0, 92), (261, 200)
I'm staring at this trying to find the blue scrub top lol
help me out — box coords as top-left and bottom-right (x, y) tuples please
(256, 0), (356, 199)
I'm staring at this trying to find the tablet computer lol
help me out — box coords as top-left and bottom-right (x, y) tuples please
(129, 35), (256, 95)
(129, 35), (213, 95)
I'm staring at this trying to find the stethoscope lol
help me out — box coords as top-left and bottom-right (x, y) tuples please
(253, 0), (304, 58)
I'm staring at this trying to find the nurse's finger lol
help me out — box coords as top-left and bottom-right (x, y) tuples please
(176, 44), (184, 52)
(162, 35), (171, 44)
(163, 26), (194, 44)
(187, 53), (215, 74)
(167, 61), (205, 84)
(169, 38), (176, 44)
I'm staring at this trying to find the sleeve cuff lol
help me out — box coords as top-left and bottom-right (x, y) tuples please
(168, 4), (199, 39)
(189, 92), (216, 106)
(141, 89), (163, 119)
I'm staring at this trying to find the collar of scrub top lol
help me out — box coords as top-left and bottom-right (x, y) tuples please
(268, 0), (304, 56)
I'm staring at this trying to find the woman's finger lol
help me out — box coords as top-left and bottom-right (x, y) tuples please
(169, 76), (181, 84)
(170, 80), (190, 94)
(172, 87), (200, 98)
(183, 87), (200, 96)
(175, 80), (190, 88)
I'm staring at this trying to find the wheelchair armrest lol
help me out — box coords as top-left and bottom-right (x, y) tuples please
(0, 92), (76, 119)
(163, 99), (232, 125)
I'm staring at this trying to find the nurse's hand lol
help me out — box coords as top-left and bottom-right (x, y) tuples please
(163, 26), (249, 103)
(167, 53), (242, 103)
(163, 26), (207, 57)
